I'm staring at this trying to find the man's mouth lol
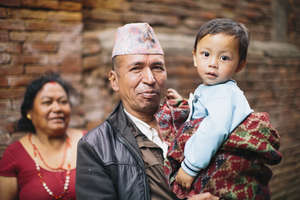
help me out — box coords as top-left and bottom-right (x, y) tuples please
(139, 90), (159, 99)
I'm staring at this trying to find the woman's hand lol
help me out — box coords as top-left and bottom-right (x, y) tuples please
(0, 176), (18, 200)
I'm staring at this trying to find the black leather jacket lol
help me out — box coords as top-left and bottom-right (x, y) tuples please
(76, 102), (151, 200)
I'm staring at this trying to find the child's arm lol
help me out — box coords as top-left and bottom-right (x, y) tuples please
(166, 88), (184, 106)
(175, 167), (195, 190)
(181, 83), (253, 178)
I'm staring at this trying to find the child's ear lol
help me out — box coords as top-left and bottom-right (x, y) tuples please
(108, 70), (119, 92)
(192, 51), (197, 67)
(236, 60), (246, 73)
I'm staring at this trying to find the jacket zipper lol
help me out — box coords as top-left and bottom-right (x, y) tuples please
(116, 134), (151, 200)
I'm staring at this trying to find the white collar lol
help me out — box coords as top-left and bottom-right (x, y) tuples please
(124, 109), (168, 158)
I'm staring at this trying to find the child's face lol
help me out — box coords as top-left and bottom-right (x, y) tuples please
(193, 33), (245, 86)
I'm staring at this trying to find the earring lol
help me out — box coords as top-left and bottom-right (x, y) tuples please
(27, 114), (31, 120)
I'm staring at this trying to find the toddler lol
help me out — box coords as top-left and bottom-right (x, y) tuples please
(156, 18), (282, 199)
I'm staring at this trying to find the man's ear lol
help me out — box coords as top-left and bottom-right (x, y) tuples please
(108, 70), (119, 92)
(236, 60), (246, 73)
(192, 51), (197, 67)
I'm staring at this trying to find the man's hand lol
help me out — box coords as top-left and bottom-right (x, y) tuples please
(188, 192), (219, 200)
(175, 167), (195, 190)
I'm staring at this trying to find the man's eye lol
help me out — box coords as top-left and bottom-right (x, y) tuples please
(152, 65), (164, 71)
(130, 66), (141, 72)
(220, 55), (230, 61)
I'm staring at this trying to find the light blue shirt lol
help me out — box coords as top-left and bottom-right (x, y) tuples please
(182, 80), (253, 176)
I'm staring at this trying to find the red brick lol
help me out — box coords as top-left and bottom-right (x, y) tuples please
(0, 88), (25, 99)
(59, 1), (82, 11)
(48, 11), (82, 22)
(0, 100), (11, 111)
(11, 98), (22, 111)
(0, 53), (11, 64)
(0, 30), (9, 42)
(95, 0), (132, 11)
(0, 65), (23, 75)
(123, 12), (179, 27)
(0, 0), (21, 7)
(197, 11), (217, 19)
(86, 9), (122, 22)
(0, 77), (8, 87)
(9, 31), (26, 41)
(243, 9), (264, 20)
(60, 54), (82, 73)
(23, 42), (58, 53)
(17, 54), (40, 64)
(25, 65), (59, 74)
(46, 32), (73, 42)
(83, 55), (101, 71)
(82, 0), (97, 8)
(7, 75), (36, 87)
(0, 8), (8, 18)
(10, 9), (82, 22)
(0, 42), (22, 53)
(0, 19), (25, 31)
(22, 0), (59, 10)
(9, 31), (47, 41)
(131, 3), (190, 17)
(25, 20), (81, 32)
(82, 39), (101, 55)
(184, 18), (206, 29)
(24, 20), (52, 31)
(11, 9), (48, 20)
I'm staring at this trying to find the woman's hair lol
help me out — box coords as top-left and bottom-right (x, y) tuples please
(17, 72), (73, 133)
(193, 18), (250, 63)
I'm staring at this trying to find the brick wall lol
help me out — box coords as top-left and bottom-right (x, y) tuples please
(0, 0), (83, 149)
(1, 0), (300, 199)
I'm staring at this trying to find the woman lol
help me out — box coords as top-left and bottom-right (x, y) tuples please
(0, 73), (85, 200)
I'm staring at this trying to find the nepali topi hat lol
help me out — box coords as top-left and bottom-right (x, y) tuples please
(112, 23), (164, 58)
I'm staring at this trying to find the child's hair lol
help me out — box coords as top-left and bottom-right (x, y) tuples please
(194, 18), (250, 63)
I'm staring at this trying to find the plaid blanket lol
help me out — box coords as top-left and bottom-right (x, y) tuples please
(155, 99), (282, 200)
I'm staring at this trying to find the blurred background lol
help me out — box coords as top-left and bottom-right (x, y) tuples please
(0, 0), (299, 199)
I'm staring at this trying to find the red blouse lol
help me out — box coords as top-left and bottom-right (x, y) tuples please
(0, 141), (76, 200)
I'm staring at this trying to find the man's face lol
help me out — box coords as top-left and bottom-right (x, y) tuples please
(110, 54), (167, 118)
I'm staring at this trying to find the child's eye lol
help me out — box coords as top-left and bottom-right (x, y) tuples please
(201, 51), (209, 57)
(220, 55), (230, 61)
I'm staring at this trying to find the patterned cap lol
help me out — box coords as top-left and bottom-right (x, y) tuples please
(112, 23), (164, 58)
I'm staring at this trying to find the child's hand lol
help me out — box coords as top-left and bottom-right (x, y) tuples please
(175, 167), (195, 190)
(188, 192), (219, 200)
(166, 88), (183, 105)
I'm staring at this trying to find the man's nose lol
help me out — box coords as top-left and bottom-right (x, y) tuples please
(142, 67), (155, 84)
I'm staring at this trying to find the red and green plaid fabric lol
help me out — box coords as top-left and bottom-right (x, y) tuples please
(155, 99), (282, 200)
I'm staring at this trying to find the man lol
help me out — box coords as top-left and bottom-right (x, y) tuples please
(76, 23), (218, 200)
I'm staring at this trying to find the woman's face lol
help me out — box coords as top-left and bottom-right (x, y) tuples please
(28, 82), (71, 135)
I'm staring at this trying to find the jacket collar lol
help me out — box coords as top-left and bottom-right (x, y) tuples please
(107, 102), (141, 154)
